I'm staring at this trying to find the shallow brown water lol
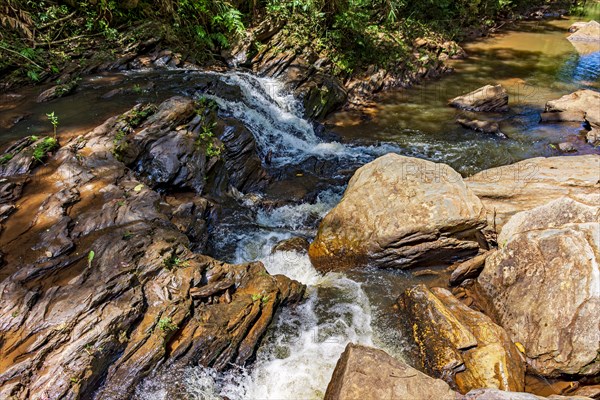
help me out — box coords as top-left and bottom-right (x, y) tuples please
(329, 17), (600, 175)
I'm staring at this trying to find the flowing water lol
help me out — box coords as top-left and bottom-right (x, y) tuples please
(330, 18), (600, 175)
(1, 12), (599, 400)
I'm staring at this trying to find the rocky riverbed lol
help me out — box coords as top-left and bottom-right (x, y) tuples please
(1, 14), (599, 400)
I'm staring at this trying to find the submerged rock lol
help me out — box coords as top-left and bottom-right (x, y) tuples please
(449, 85), (509, 112)
(309, 154), (486, 272)
(457, 118), (506, 138)
(398, 285), (525, 393)
(465, 155), (600, 232)
(324, 344), (458, 400)
(478, 198), (600, 377)
(271, 237), (310, 254)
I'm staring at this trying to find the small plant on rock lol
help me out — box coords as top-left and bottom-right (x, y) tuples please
(158, 317), (178, 332)
(32, 137), (58, 163)
(163, 254), (189, 269)
(46, 112), (59, 138)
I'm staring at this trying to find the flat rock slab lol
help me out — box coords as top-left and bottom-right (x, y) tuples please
(545, 89), (600, 128)
(567, 20), (600, 42)
(465, 155), (600, 232)
(449, 85), (509, 112)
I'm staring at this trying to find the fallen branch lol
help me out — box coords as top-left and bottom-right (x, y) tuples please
(0, 43), (43, 69)
(38, 11), (77, 30)
(34, 32), (104, 47)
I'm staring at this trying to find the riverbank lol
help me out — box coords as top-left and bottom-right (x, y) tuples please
(1, 3), (599, 400)
(0, 1), (580, 117)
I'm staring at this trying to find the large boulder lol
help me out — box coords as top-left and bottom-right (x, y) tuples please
(398, 285), (525, 393)
(324, 344), (459, 400)
(323, 345), (589, 400)
(449, 85), (509, 112)
(545, 89), (600, 129)
(478, 198), (600, 377)
(567, 20), (600, 42)
(309, 154), (486, 272)
(465, 155), (600, 232)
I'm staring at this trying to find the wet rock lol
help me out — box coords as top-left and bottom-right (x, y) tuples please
(301, 74), (348, 120)
(0, 136), (57, 178)
(567, 20), (600, 42)
(0, 101), (305, 399)
(558, 142), (577, 152)
(539, 110), (585, 123)
(324, 344), (458, 400)
(218, 118), (270, 193)
(398, 285), (525, 393)
(449, 251), (494, 286)
(309, 154), (486, 272)
(169, 197), (212, 252)
(457, 118), (506, 138)
(271, 237), (310, 254)
(465, 155), (600, 232)
(586, 127), (599, 144)
(449, 85), (509, 112)
(545, 89), (600, 130)
(478, 198), (600, 377)
(81, 96), (269, 196)
(36, 81), (78, 103)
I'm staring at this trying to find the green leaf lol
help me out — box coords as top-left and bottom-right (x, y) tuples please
(133, 184), (144, 192)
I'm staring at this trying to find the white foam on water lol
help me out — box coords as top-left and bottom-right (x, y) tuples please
(197, 71), (402, 166)
(256, 187), (344, 231)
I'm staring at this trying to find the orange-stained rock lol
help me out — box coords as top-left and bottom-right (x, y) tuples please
(398, 285), (525, 393)
(309, 154), (486, 272)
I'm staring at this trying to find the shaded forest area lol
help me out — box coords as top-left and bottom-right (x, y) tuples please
(0, 0), (583, 87)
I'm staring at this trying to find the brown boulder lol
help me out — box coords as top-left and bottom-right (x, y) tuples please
(465, 155), (600, 232)
(545, 89), (600, 130)
(309, 154), (486, 272)
(478, 198), (600, 377)
(324, 344), (459, 400)
(567, 20), (600, 42)
(398, 285), (525, 393)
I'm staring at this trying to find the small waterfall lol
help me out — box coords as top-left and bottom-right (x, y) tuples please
(134, 72), (392, 400)
(135, 190), (378, 400)
(198, 71), (400, 166)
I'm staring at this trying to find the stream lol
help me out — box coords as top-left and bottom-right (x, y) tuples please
(1, 12), (599, 400)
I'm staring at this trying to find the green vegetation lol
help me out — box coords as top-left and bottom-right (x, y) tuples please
(0, 153), (14, 165)
(46, 112), (58, 138)
(87, 250), (95, 268)
(163, 254), (189, 269)
(251, 293), (270, 303)
(32, 137), (58, 163)
(194, 97), (223, 158)
(112, 128), (129, 161)
(157, 317), (178, 332)
(1, 1), (572, 86)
